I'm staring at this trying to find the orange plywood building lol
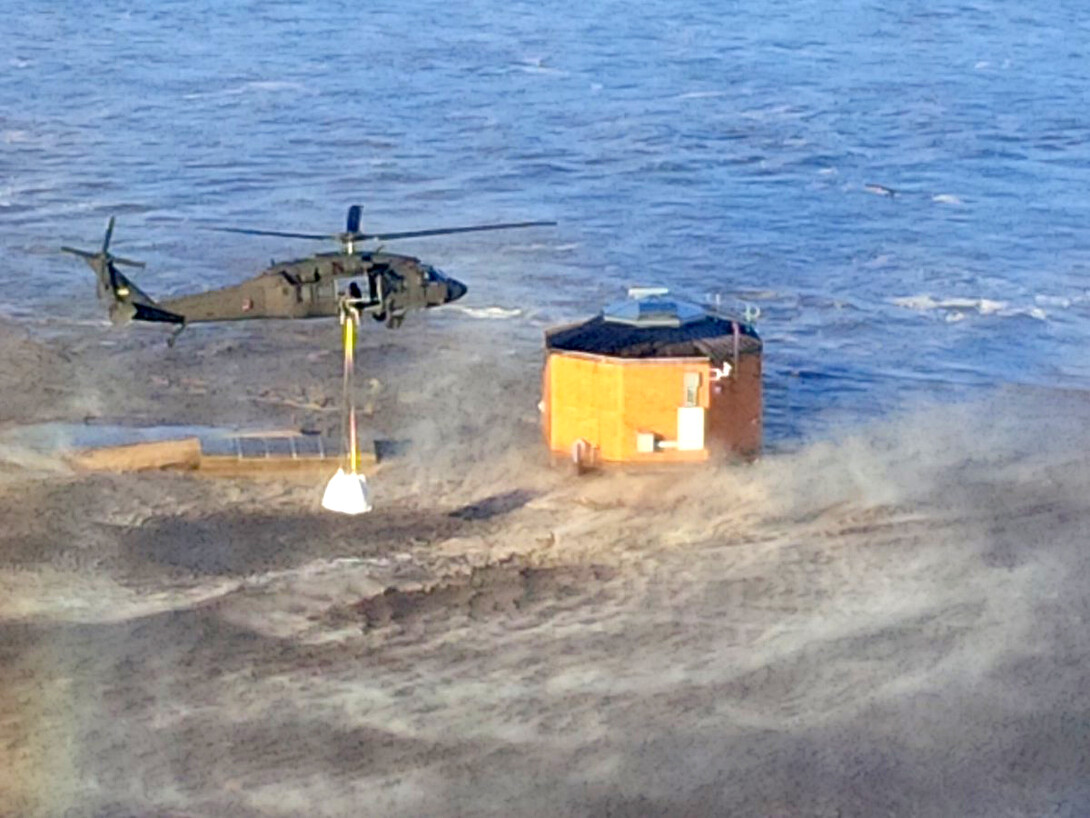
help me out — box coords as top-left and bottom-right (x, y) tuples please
(542, 290), (762, 467)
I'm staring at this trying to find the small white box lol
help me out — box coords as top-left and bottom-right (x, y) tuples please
(636, 432), (657, 453)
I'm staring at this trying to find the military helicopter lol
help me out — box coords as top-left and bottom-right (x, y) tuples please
(62, 205), (554, 342)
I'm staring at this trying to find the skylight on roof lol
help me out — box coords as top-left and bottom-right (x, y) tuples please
(603, 293), (705, 328)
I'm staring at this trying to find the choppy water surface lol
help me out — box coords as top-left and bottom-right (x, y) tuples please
(3, 0), (1090, 441)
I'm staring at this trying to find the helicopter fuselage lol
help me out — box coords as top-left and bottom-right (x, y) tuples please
(157, 250), (467, 325)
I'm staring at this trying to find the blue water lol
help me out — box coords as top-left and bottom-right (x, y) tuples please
(3, 1), (1090, 442)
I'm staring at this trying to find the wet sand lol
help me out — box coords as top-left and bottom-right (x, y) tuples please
(2, 315), (1089, 817)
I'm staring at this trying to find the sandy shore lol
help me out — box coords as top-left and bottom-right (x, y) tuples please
(1, 314), (1089, 817)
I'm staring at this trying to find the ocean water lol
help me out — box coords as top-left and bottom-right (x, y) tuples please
(3, 0), (1090, 443)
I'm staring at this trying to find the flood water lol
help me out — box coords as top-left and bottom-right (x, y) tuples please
(3, 0), (1090, 443)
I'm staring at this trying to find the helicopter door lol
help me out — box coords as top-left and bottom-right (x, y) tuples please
(304, 278), (336, 317)
(337, 277), (368, 303)
(277, 270), (304, 306)
(301, 269), (320, 304)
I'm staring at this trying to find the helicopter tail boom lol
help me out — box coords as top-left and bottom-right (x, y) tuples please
(106, 268), (185, 326)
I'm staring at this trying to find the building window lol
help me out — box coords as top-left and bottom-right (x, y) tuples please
(683, 372), (701, 407)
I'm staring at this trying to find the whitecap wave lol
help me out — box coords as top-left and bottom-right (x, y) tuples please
(892, 295), (1006, 314)
(513, 58), (567, 76)
(1035, 294), (1072, 308)
(864, 183), (896, 197)
(183, 80), (305, 100)
(508, 242), (579, 253)
(456, 306), (523, 320)
(891, 295), (1048, 321)
(244, 81), (304, 92)
(676, 91), (725, 100)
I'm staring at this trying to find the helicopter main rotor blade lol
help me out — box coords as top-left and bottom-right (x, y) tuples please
(206, 227), (332, 241)
(359, 220), (556, 242)
(346, 204), (362, 235)
(205, 216), (555, 247)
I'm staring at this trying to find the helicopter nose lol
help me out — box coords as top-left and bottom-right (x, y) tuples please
(446, 277), (468, 303)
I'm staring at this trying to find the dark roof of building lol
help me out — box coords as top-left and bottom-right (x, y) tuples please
(546, 311), (761, 360)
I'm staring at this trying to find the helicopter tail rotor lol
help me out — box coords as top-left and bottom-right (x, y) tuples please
(101, 214), (115, 255)
(62, 218), (183, 327)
